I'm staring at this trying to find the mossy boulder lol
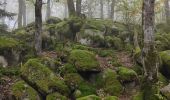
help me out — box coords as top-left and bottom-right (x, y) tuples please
(158, 73), (169, 87)
(64, 73), (96, 98)
(0, 37), (19, 50)
(159, 50), (170, 78)
(132, 92), (143, 100)
(21, 59), (69, 95)
(95, 69), (123, 96)
(103, 96), (118, 100)
(105, 36), (123, 50)
(60, 63), (77, 76)
(46, 17), (62, 24)
(46, 92), (67, 100)
(77, 95), (101, 100)
(69, 50), (100, 71)
(117, 67), (138, 82)
(12, 81), (40, 100)
(161, 84), (170, 100)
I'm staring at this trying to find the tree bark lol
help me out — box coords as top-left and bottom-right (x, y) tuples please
(110, 0), (115, 20)
(100, 0), (104, 19)
(142, 0), (159, 99)
(18, 0), (23, 28)
(76, 0), (82, 16)
(22, 0), (26, 26)
(35, 0), (42, 55)
(67, 0), (76, 16)
(46, 0), (51, 20)
(164, 0), (170, 24)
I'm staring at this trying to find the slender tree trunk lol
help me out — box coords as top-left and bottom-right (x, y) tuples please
(100, 0), (104, 19)
(87, 1), (93, 18)
(110, 0), (115, 20)
(22, 0), (26, 26)
(18, 0), (23, 28)
(76, 0), (82, 16)
(46, 0), (51, 20)
(142, 0), (159, 99)
(64, 3), (68, 18)
(67, 0), (76, 16)
(2, 0), (7, 24)
(35, 0), (42, 55)
(164, 0), (170, 24)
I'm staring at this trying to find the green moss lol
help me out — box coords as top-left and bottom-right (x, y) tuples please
(132, 92), (143, 100)
(0, 37), (19, 49)
(117, 67), (137, 82)
(12, 81), (40, 100)
(21, 59), (69, 95)
(98, 50), (114, 57)
(103, 96), (118, 100)
(159, 50), (170, 78)
(69, 50), (100, 71)
(60, 63), (77, 76)
(0, 67), (20, 76)
(77, 95), (101, 100)
(64, 73), (84, 90)
(46, 92), (67, 100)
(95, 69), (123, 96)
(105, 36), (123, 50)
(158, 73), (169, 87)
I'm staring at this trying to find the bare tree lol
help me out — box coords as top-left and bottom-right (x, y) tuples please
(164, 0), (170, 24)
(35, 0), (42, 55)
(67, 0), (76, 16)
(76, 0), (82, 16)
(110, 0), (115, 20)
(142, 0), (159, 99)
(46, 0), (51, 20)
(100, 0), (104, 19)
(18, 0), (26, 27)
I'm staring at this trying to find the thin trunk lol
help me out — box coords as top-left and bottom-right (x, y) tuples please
(22, 0), (26, 26)
(64, 3), (68, 18)
(110, 0), (115, 20)
(2, 0), (7, 24)
(18, 0), (23, 28)
(35, 0), (42, 55)
(76, 0), (82, 16)
(142, 0), (159, 99)
(67, 0), (76, 17)
(100, 0), (103, 19)
(46, 0), (51, 20)
(164, 0), (170, 24)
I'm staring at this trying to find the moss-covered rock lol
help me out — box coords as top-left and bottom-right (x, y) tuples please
(60, 63), (77, 76)
(117, 67), (138, 82)
(159, 50), (170, 78)
(69, 50), (100, 71)
(158, 73), (169, 87)
(95, 69), (123, 96)
(103, 96), (118, 100)
(77, 95), (101, 100)
(46, 17), (62, 24)
(132, 92), (143, 100)
(0, 37), (20, 52)
(46, 92), (67, 100)
(21, 59), (69, 95)
(161, 84), (170, 100)
(12, 81), (40, 100)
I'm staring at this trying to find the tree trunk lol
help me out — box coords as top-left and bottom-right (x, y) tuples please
(164, 0), (170, 24)
(76, 0), (82, 16)
(46, 0), (51, 20)
(67, 0), (76, 17)
(35, 0), (42, 55)
(142, 0), (159, 99)
(100, 0), (104, 19)
(2, 0), (7, 24)
(110, 0), (115, 20)
(18, 0), (23, 28)
(22, 0), (26, 26)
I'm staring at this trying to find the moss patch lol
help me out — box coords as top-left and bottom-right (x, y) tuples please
(117, 67), (137, 82)
(103, 96), (118, 100)
(69, 50), (100, 71)
(46, 92), (67, 100)
(21, 59), (69, 95)
(77, 95), (101, 100)
(12, 81), (40, 100)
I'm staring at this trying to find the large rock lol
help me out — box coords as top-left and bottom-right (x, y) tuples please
(21, 59), (69, 96)
(160, 50), (170, 78)
(69, 50), (100, 72)
(95, 69), (123, 96)
(161, 84), (170, 99)
(11, 81), (40, 100)
(117, 67), (138, 82)
(46, 92), (67, 100)
(77, 95), (101, 100)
